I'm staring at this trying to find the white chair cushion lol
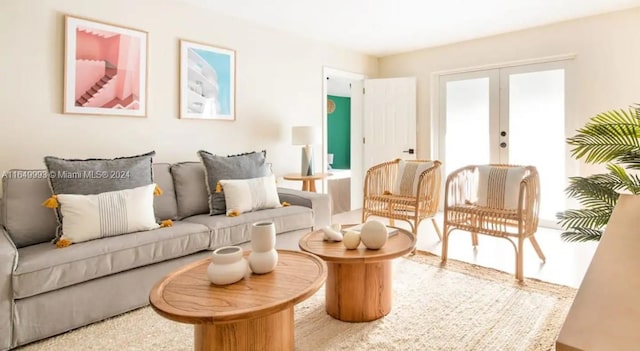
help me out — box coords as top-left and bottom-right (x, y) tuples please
(476, 166), (526, 210)
(393, 160), (434, 196)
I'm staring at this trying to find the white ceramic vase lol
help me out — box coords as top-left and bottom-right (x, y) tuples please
(207, 246), (248, 285)
(360, 220), (388, 250)
(249, 221), (278, 274)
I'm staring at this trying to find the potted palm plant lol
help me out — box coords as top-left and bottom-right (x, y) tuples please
(557, 104), (640, 241)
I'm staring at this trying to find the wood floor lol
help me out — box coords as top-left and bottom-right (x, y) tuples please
(332, 210), (599, 289)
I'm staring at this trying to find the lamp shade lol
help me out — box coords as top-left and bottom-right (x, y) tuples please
(292, 126), (319, 145)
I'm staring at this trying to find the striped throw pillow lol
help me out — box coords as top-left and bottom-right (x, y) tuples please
(476, 166), (526, 210)
(392, 160), (434, 196)
(56, 183), (160, 245)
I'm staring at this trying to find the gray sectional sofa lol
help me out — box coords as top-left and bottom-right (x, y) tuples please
(0, 162), (330, 350)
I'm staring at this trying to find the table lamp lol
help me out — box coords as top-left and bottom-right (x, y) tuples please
(292, 126), (319, 176)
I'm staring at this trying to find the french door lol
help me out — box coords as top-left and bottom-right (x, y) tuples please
(438, 61), (567, 227)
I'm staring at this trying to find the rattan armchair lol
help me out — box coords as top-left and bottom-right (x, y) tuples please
(362, 159), (442, 240)
(441, 164), (545, 281)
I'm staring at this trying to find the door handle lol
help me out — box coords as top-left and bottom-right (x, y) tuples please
(402, 148), (415, 154)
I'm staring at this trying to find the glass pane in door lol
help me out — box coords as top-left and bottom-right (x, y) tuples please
(508, 69), (565, 223)
(445, 78), (491, 177)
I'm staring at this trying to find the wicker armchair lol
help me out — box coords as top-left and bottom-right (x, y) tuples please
(362, 159), (442, 240)
(441, 164), (545, 281)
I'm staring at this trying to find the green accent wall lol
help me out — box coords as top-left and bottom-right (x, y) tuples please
(327, 95), (350, 169)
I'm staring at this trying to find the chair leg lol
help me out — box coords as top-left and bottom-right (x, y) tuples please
(386, 202), (395, 227)
(470, 217), (479, 246)
(431, 218), (442, 241)
(529, 236), (546, 263)
(515, 237), (524, 281)
(441, 225), (450, 263)
(408, 220), (418, 254)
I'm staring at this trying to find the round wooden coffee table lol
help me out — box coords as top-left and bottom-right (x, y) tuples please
(149, 250), (327, 351)
(299, 226), (416, 322)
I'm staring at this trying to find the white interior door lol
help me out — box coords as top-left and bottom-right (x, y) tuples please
(363, 77), (417, 171)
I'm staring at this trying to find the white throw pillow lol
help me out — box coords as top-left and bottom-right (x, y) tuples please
(476, 166), (527, 210)
(392, 160), (434, 196)
(57, 183), (160, 244)
(220, 175), (281, 216)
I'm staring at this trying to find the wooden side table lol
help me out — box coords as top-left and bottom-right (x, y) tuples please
(299, 227), (416, 322)
(149, 250), (327, 351)
(283, 173), (332, 192)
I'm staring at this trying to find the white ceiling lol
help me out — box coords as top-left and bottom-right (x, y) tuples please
(180, 0), (640, 57)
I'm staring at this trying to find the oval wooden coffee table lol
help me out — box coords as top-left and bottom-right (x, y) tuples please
(299, 226), (416, 322)
(149, 250), (327, 351)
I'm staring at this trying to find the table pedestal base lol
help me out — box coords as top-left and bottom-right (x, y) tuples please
(301, 180), (316, 192)
(325, 261), (392, 322)
(194, 307), (294, 351)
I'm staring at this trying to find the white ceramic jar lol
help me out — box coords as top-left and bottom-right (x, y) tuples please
(360, 220), (388, 249)
(249, 221), (278, 274)
(207, 246), (248, 285)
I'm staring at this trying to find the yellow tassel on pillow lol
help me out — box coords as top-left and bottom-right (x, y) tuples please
(56, 238), (71, 248)
(383, 190), (392, 195)
(154, 184), (163, 196)
(215, 181), (222, 193)
(282, 201), (291, 207)
(227, 209), (240, 217)
(42, 195), (59, 208)
(160, 219), (173, 228)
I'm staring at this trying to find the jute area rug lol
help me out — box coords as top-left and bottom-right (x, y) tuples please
(18, 251), (575, 351)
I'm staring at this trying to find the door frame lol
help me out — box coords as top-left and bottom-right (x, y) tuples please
(322, 67), (366, 199)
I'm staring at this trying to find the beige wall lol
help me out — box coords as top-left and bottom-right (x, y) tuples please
(378, 8), (640, 175)
(0, 0), (377, 191)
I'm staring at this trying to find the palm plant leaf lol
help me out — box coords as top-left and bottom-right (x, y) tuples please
(564, 174), (621, 208)
(567, 109), (640, 164)
(616, 150), (640, 169)
(560, 228), (604, 242)
(556, 208), (611, 231)
(606, 164), (640, 194)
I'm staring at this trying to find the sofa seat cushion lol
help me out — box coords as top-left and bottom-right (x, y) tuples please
(183, 205), (313, 249)
(13, 221), (210, 299)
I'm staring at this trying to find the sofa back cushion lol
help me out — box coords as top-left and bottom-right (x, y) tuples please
(44, 151), (155, 195)
(170, 162), (209, 219)
(152, 163), (178, 220)
(1, 170), (58, 248)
